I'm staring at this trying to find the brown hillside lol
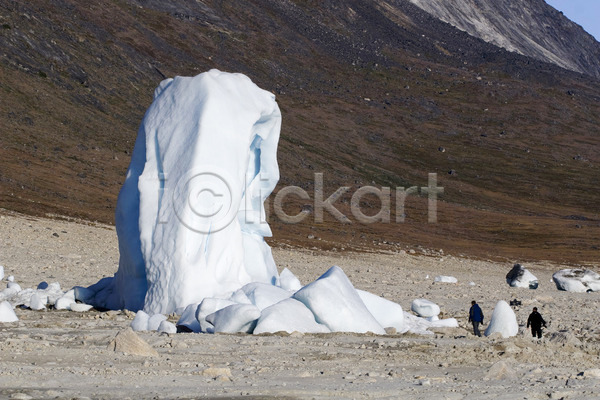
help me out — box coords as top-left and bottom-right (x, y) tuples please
(1, 0), (599, 263)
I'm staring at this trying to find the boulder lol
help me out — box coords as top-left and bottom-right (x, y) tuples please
(107, 328), (159, 357)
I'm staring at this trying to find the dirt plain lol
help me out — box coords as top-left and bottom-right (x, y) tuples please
(1, 209), (599, 399)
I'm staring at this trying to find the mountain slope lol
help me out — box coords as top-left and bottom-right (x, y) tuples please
(1, 0), (599, 262)
(406, 0), (600, 78)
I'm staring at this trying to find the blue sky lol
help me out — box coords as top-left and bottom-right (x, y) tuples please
(545, 0), (600, 41)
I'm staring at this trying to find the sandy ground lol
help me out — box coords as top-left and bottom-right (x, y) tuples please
(1, 209), (600, 399)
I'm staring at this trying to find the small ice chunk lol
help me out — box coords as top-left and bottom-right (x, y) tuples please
(206, 304), (261, 334)
(357, 289), (405, 332)
(240, 282), (292, 310)
(196, 298), (237, 333)
(429, 318), (459, 328)
(70, 303), (93, 312)
(74, 286), (96, 304)
(30, 293), (47, 311)
(411, 299), (440, 318)
(176, 303), (201, 333)
(434, 275), (457, 283)
(0, 266), (4, 281)
(279, 268), (302, 292)
(485, 300), (518, 338)
(254, 298), (329, 334)
(506, 264), (538, 289)
(0, 301), (18, 322)
(148, 314), (168, 331)
(292, 266), (386, 334)
(62, 289), (75, 301)
(131, 310), (150, 331)
(7, 275), (14, 282)
(158, 320), (177, 334)
(552, 269), (600, 292)
(7, 282), (21, 292)
(229, 289), (252, 305)
(55, 296), (72, 310)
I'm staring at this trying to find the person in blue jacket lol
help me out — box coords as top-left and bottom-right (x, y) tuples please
(468, 300), (484, 337)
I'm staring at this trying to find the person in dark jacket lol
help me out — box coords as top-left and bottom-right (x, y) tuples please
(527, 307), (547, 338)
(468, 300), (484, 337)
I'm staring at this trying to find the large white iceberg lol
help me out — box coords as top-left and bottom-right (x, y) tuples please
(80, 70), (282, 314)
(76, 70), (457, 337)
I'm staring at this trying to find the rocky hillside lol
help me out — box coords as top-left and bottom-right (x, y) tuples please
(406, 0), (600, 78)
(1, 0), (599, 262)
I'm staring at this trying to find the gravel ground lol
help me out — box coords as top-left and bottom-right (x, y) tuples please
(1, 210), (600, 399)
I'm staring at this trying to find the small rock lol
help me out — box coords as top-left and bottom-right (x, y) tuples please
(582, 369), (600, 378)
(484, 360), (516, 380)
(201, 367), (232, 381)
(107, 328), (159, 357)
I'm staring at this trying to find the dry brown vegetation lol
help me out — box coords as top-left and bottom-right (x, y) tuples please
(1, 0), (599, 263)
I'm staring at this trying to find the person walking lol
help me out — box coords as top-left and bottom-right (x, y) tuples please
(527, 307), (547, 339)
(468, 300), (484, 337)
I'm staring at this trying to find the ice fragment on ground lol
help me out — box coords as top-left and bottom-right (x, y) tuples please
(506, 264), (538, 289)
(279, 268), (302, 291)
(147, 314), (167, 331)
(411, 298), (440, 318)
(552, 269), (600, 292)
(292, 266), (386, 334)
(131, 310), (150, 331)
(206, 304), (261, 333)
(158, 320), (177, 334)
(176, 303), (201, 333)
(0, 300), (18, 322)
(29, 293), (47, 310)
(55, 297), (72, 310)
(485, 300), (518, 338)
(434, 275), (457, 283)
(357, 289), (405, 332)
(239, 282), (292, 310)
(196, 298), (237, 333)
(253, 298), (330, 334)
(70, 303), (93, 312)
